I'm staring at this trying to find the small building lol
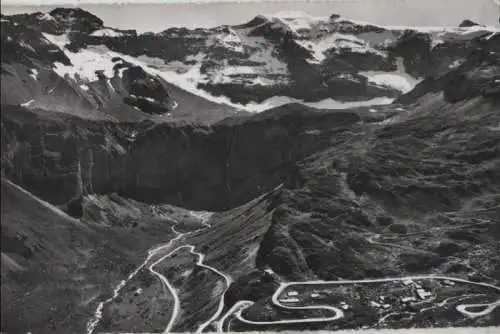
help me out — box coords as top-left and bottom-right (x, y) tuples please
(417, 288), (433, 300)
(401, 296), (417, 303)
(402, 279), (413, 286)
(443, 280), (456, 286)
(264, 268), (275, 275)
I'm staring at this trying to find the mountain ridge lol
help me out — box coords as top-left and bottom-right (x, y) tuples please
(2, 7), (498, 120)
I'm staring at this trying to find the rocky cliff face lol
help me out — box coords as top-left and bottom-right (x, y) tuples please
(1, 6), (500, 334)
(1, 102), (369, 211)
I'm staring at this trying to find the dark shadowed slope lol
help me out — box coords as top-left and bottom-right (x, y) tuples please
(1, 179), (122, 333)
(0, 179), (197, 333)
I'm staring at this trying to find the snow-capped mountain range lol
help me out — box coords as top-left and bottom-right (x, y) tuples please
(1, 8), (499, 121)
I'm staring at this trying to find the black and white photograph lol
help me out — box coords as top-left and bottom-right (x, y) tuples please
(1, 0), (500, 333)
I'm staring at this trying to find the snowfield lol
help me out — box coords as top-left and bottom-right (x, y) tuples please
(296, 32), (387, 63)
(52, 46), (116, 82)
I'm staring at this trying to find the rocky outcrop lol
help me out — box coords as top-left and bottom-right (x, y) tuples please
(396, 37), (500, 104)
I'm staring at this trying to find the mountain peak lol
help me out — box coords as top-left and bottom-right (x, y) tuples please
(232, 14), (270, 29)
(458, 19), (482, 28)
(49, 7), (103, 32)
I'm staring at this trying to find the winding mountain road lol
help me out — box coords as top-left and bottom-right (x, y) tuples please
(85, 205), (232, 334)
(86, 222), (185, 334)
(189, 246), (233, 333)
(217, 300), (254, 332)
(233, 282), (344, 326)
(147, 243), (233, 333)
(456, 299), (500, 318)
(218, 275), (500, 331)
(148, 241), (184, 333)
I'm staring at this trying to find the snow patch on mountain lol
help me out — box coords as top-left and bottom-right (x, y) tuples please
(449, 59), (465, 69)
(297, 32), (387, 63)
(19, 40), (36, 53)
(269, 11), (328, 34)
(360, 57), (421, 93)
(21, 99), (35, 107)
(159, 34), (288, 87)
(43, 33), (116, 82)
(304, 96), (394, 109)
(90, 29), (124, 38)
(207, 63), (283, 86)
(244, 95), (394, 112)
(213, 28), (244, 53)
(211, 65), (254, 84)
(360, 72), (419, 93)
(29, 68), (39, 80)
(53, 46), (116, 82)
